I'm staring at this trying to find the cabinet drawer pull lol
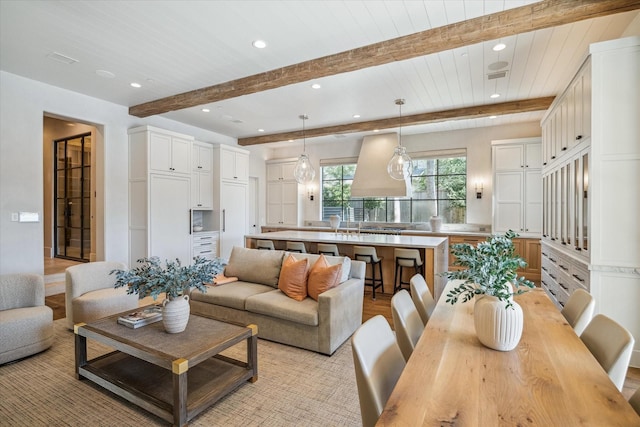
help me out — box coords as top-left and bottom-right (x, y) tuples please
(572, 274), (585, 282)
(559, 301), (565, 307)
(576, 135), (582, 140)
(549, 257), (556, 263)
(551, 156), (556, 159)
(562, 147), (567, 151)
(575, 247), (582, 251)
(550, 274), (556, 280)
(559, 283), (568, 290)
(550, 289), (556, 296)
(541, 266), (548, 272)
(559, 264), (568, 271)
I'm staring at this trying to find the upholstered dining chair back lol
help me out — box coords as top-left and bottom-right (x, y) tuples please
(391, 289), (425, 362)
(409, 274), (435, 326)
(65, 261), (138, 330)
(561, 288), (595, 335)
(351, 315), (406, 427)
(580, 314), (635, 391)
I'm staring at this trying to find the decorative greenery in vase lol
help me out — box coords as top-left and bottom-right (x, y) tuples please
(111, 256), (226, 300)
(441, 230), (535, 308)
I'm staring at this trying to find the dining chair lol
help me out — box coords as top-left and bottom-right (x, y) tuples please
(409, 274), (435, 326)
(580, 314), (635, 391)
(391, 289), (425, 361)
(561, 288), (595, 335)
(351, 315), (406, 427)
(629, 387), (640, 416)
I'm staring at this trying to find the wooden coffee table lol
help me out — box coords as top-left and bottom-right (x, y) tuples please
(74, 310), (258, 427)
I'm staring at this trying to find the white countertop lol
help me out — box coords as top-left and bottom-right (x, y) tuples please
(262, 225), (492, 238)
(246, 230), (448, 248)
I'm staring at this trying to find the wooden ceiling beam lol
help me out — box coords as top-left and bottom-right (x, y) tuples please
(237, 97), (555, 146)
(129, 0), (639, 118)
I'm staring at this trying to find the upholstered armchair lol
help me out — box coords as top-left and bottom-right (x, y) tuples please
(65, 261), (139, 330)
(0, 273), (54, 364)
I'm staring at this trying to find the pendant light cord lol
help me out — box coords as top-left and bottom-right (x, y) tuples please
(396, 99), (405, 147)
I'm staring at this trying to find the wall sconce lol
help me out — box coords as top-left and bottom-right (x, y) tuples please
(475, 181), (484, 199)
(307, 185), (315, 201)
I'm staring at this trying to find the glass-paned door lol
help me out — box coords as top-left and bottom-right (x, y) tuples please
(54, 133), (91, 261)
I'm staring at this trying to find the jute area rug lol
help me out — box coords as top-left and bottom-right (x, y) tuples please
(0, 319), (362, 426)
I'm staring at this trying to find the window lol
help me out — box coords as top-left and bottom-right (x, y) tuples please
(321, 155), (466, 224)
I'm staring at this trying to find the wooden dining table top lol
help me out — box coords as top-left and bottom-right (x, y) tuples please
(376, 283), (640, 426)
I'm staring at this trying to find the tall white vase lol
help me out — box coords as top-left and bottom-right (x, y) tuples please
(473, 295), (523, 351)
(329, 215), (341, 231)
(162, 295), (190, 333)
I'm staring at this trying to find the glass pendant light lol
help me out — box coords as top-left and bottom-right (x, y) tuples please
(293, 114), (315, 184)
(387, 98), (413, 180)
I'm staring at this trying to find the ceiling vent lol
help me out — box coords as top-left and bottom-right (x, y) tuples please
(487, 70), (508, 80)
(47, 52), (78, 65)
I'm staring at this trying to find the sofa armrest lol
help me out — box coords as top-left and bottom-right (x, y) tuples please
(348, 260), (366, 280)
(0, 273), (45, 311)
(317, 276), (365, 354)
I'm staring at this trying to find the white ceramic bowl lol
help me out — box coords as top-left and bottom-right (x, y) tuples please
(193, 226), (203, 232)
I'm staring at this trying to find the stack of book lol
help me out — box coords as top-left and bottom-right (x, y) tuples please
(117, 306), (162, 329)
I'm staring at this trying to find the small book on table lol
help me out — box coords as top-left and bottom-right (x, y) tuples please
(117, 306), (162, 329)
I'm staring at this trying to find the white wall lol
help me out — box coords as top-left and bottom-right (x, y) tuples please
(0, 71), (235, 275)
(265, 122), (542, 225)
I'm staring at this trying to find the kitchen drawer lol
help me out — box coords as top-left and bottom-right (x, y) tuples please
(570, 262), (590, 292)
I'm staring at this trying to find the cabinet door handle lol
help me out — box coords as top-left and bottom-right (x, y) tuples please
(543, 162), (547, 166)
(189, 209), (192, 235)
(551, 156), (556, 159)
(562, 147), (567, 151)
(222, 209), (226, 232)
(576, 135), (582, 140)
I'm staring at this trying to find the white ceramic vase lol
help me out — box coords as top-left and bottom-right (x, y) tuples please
(429, 216), (442, 232)
(473, 294), (523, 351)
(162, 295), (190, 333)
(329, 215), (341, 230)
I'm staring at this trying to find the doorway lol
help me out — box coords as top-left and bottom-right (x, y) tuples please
(53, 132), (91, 261)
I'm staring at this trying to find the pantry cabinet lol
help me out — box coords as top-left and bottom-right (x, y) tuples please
(128, 126), (193, 267)
(191, 141), (213, 209)
(539, 37), (640, 361)
(266, 159), (302, 226)
(492, 138), (542, 237)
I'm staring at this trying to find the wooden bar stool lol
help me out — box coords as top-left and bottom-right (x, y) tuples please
(256, 240), (275, 250)
(286, 241), (307, 253)
(394, 248), (424, 294)
(353, 246), (384, 300)
(317, 243), (339, 256)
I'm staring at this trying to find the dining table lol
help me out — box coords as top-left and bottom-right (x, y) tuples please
(376, 281), (640, 426)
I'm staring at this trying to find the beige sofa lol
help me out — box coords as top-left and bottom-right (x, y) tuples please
(190, 247), (365, 355)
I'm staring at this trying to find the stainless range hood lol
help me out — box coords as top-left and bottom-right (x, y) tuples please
(351, 133), (411, 198)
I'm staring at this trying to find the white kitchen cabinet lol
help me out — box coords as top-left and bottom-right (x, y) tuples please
(492, 138), (541, 237)
(213, 144), (250, 259)
(128, 126), (193, 267)
(540, 37), (640, 366)
(192, 231), (218, 261)
(149, 131), (191, 175)
(220, 145), (249, 183)
(266, 159), (301, 227)
(191, 142), (213, 209)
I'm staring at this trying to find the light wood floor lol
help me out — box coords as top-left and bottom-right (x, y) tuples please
(44, 257), (82, 276)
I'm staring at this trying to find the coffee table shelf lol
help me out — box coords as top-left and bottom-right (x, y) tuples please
(75, 312), (258, 427)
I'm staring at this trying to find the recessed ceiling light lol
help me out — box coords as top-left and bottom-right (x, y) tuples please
(311, 83), (321, 89)
(201, 108), (210, 113)
(95, 69), (115, 79)
(490, 93), (500, 99)
(130, 82), (142, 88)
(353, 114), (361, 119)
(252, 40), (267, 49)
(258, 128), (265, 132)
(489, 115), (497, 119)
(493, 43), (506, 52)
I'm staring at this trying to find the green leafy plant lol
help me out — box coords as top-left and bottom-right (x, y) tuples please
(441, 230), (535, 308)
(111, 256), (226, 300)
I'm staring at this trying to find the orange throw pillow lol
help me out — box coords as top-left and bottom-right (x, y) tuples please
(278, 254), (309, 301)
(308, 254), (342, 301)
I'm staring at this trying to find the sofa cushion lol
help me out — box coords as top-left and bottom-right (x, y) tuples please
(278, 254), (309, 301)
(224, 247), (285, 287)
(246, 290), (319, 326)
(294, 253), (351, 283)
(307, 255), (342, 301)
(190, 281), (274, 310)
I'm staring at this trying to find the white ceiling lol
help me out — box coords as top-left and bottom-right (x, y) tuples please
(1, 1), (638, 147)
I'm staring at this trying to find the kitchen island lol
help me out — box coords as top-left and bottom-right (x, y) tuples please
(245, 230), (448, 298)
